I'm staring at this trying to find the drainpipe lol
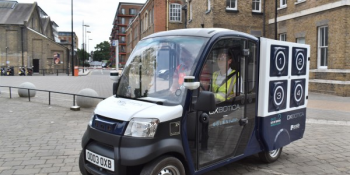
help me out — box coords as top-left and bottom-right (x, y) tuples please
(166, 0), (169, 31)
(275, 0), (277, 40)
(21, 26), (24, 67)
(263, 0), (266, 37)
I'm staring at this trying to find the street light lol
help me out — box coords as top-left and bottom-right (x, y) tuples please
(84, 31), (91, 72)
(88, 38), (92, 62)
(82, 22), (89, 73)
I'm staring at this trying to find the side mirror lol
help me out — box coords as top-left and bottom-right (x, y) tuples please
(184, 76), (200, 90)
(109, 70), (120, 82)
(195, 91), (216, 112)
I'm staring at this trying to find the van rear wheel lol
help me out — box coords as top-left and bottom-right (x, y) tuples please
(259, 147), (283, 163)
(140, 156), (185, 175)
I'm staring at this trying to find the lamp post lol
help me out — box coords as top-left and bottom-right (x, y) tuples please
(88, 38), (92, 62)
(82, 22), (89, 73)
(84, 31), (91, 72)
(71, 0), (74, 76)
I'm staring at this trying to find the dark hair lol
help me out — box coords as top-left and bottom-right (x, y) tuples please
(228, 46), (242, 69)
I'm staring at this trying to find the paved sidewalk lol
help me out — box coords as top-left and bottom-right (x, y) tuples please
(1, 74), (350, 174)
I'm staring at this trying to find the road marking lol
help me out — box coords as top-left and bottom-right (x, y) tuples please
(306, 119), (350, 126)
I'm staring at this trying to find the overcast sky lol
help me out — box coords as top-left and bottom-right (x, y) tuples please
(17, 0), (146, 52)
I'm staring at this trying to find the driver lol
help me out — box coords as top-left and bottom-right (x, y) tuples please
(211, 48), (240, 102)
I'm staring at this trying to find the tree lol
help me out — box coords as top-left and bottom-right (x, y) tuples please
(77, 49), (90, 66)
(93, 41), (110, 61)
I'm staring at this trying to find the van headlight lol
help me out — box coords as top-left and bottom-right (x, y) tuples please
(124, 118), (159, 138)
(89, 113), (95, 126)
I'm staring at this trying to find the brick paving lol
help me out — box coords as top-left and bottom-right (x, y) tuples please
(1, 73), (350, 174)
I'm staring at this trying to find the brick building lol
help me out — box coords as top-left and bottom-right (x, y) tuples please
(0, 1), (71, 74)
(125, 0), (186, 59)
(265, 0), (350, 96)
(110, 2), (143, 67)
(187, 0), (350, 96)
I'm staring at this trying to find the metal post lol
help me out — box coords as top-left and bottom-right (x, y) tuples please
(28, 89), (30, 102)
(57, 69), (58, 76)
(49, 91), (51, 105)
(9, 87), (11, 98)
(275, 0), (278, 40)
(71, 0), (74, 76)
(73, 94), (76, 106)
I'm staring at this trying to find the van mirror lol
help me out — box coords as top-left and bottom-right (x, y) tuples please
(110, 70), (120, 82)
(195, 91), (216, 112)
(184, 76), (200, 90)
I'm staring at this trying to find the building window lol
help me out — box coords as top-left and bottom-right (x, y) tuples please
(296, 37), (305, 44)
(279, 33), (286, 41)
(129, 29), (133, 43)
(144, 11), (148, 30)
(207, 0), (211, 11)
(121, 8), (125, 15)
(169, 3), (181, 22)
(149, 9), (152, 27)
(318, 26), (328, 68)
(252, 0), (261, 12)
(134, 28), (138, 39)
(226, 0), (237, 10)
(280, 0), (287, 8)
(189, 1), (193, 20)
(129, 8), (136, 15)
(121, 18), (125, 24)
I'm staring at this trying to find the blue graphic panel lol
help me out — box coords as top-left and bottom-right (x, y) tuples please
(292, 47), (307, 76)
(270, 45), (289, 77)
(268, 80), (288, 112)
(290, 79), (306, 108)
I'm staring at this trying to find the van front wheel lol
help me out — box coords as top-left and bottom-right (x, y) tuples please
(140, 156), (185, 175)
(259, 147), (283, 163)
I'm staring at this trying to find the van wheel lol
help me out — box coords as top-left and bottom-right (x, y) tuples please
(140, 156), (185, 175)
(259, 147), (283, 163)
(79, 151), (91, 175)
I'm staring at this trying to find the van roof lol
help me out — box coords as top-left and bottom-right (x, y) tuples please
(143, 28), (258, 41)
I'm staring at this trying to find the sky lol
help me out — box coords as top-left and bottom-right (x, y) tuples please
(18, 0), (146, 52)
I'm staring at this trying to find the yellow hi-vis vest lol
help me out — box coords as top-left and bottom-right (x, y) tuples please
(212, 70), (238, 102)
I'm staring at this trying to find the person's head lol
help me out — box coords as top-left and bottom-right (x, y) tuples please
(216, 49), (232, 72)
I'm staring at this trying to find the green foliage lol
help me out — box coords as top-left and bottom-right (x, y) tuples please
(77, 49), (90, 66)
(93, 41), (111, 61)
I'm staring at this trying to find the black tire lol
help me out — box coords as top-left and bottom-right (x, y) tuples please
(258, 147), (283, 163)
(140, 156), (185, 175)
(79, 151), (91, 175)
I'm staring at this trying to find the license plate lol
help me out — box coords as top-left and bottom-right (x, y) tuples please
(85, 149), (115, 171)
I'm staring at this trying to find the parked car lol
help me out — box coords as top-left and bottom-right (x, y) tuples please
(157, 69), (169, 80)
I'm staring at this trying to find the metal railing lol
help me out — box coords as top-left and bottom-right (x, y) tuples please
(38, 69), (70, 76)
(0, 85), (105, 107)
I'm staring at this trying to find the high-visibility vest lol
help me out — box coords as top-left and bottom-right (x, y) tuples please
(212, 70), (238, 101)
(176, 64), (186, 85)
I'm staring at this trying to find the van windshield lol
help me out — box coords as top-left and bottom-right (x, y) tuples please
(116, 36), (208, 105)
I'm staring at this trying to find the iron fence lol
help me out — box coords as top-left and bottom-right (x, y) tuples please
(0, 85), (105, 106)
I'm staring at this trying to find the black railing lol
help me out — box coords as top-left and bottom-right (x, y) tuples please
(37, 69), (70, 76)
(0, 85), (105, 106)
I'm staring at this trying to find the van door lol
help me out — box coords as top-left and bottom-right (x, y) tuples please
(187, 38), (258, 169)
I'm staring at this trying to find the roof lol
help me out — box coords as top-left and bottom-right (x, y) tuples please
(143, 28), (258, 41)
(0, 2), (35, 24)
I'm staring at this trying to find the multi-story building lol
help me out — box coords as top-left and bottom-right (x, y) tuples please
(110, 2), (143, 67)
(188, 0), (350, 96)
(0, 1), (71, 74)
(126, 0), (187, 59)
(58, 31), (78, 49)
(265, 0), (350, 96)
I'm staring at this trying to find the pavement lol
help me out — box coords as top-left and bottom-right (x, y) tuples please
(0, 74), (350, 175)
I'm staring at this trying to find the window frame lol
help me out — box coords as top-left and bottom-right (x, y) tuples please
(252, 0), (261, 13)
(279, 33), (287, 41)
(318, 26), (328, 69)
(169, 3), (182, 22)
(207, 0), (211, 11)
(226, 0), (238, 11)
(296, 37), (305, 44)
(189, 1), (193, 21)
(280, 0), (287, 8)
